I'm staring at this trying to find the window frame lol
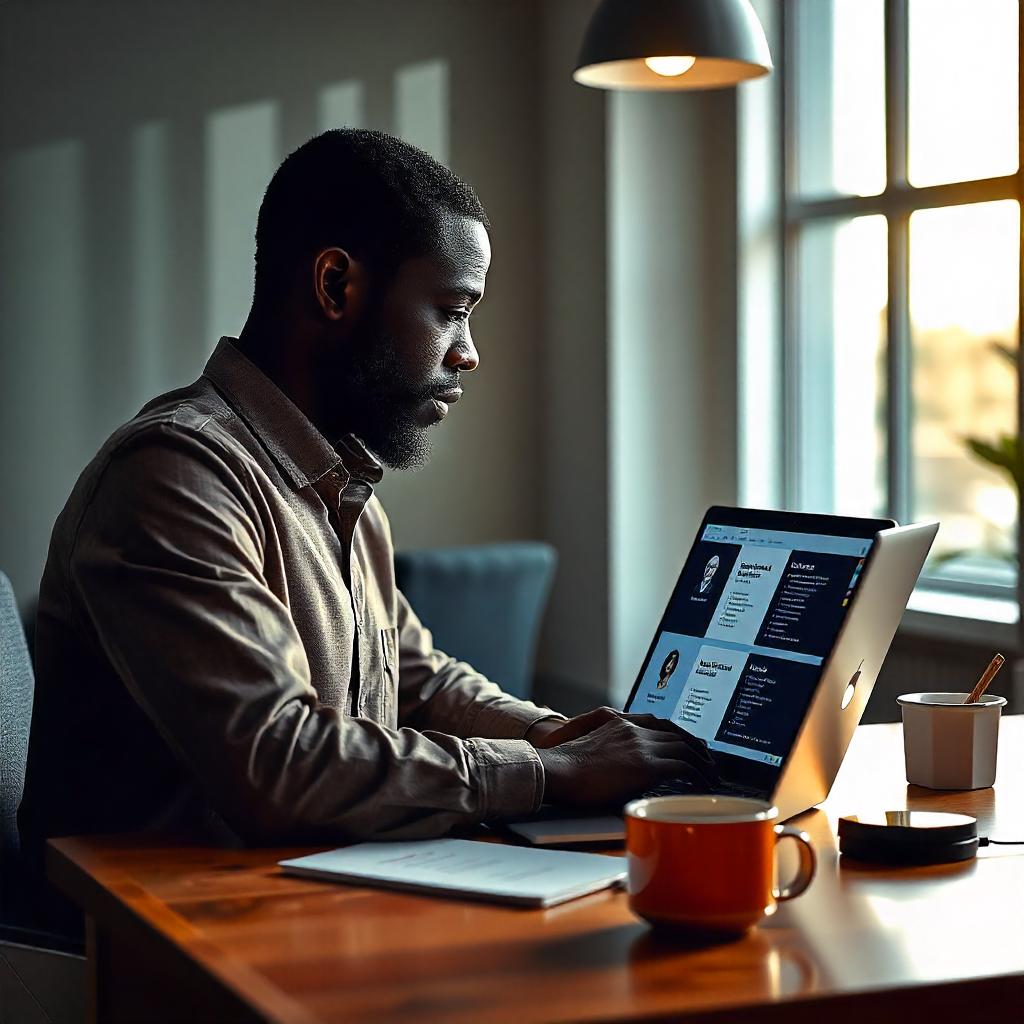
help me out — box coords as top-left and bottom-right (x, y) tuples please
(780, 0), (1024, 603)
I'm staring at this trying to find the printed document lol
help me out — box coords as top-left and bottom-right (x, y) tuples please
(279, 838), (626, 907)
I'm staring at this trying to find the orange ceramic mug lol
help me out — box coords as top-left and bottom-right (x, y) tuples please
(624, 795), (816, 934)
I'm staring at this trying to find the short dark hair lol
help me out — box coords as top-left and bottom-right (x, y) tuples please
(253, 128), (488, 303)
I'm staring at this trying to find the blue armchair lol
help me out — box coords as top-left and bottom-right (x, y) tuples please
(394, 542), (556, 701)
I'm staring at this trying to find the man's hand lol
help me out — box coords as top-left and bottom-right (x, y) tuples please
(533, 712), (717, 808)
(529, 706), (703, 750)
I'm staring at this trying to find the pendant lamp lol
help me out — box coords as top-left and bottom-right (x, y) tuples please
(574, 0), (772, 91)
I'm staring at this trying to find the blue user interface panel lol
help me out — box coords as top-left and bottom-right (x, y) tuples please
(629, 523), (872, 767)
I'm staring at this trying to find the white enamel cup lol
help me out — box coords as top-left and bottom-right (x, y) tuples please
(897, 692), (1005, 790)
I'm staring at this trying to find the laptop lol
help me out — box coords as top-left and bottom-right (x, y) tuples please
(506, 506), (938, 845)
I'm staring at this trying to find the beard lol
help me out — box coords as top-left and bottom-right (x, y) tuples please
(328, 315), (457, 471)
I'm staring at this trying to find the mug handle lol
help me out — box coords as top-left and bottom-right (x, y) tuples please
(772, 824), (817, 902)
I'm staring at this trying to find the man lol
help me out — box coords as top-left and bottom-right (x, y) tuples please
(17, 130), (712, 939)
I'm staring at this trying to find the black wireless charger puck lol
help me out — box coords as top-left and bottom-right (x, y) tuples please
(838, 811), (979, 865)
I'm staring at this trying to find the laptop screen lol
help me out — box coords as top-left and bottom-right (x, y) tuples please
(625, 509), (890, 786)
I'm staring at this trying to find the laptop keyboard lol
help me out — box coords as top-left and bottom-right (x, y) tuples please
(644, 776), (767, 800)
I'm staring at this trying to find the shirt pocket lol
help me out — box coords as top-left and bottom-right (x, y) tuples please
(380, 626), (399, 730)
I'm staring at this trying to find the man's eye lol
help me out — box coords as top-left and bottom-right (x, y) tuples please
(441, 308), (471, 323)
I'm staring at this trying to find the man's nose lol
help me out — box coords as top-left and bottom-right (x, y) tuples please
(444, 331), (479, 372)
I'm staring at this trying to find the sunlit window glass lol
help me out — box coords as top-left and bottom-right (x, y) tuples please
(794, 0), (886, 198)
(908, 0), (1019, 188)
(910, 200), (1020, 582)
(797, 215), (888, 517)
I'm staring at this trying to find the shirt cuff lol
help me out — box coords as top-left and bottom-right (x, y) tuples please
(465, 697), (568, 741)
(465, 738), (545, 820)
(523, 714), (568, 743)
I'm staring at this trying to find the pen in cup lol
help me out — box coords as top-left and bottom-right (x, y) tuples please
(964, 653), (1005, 705)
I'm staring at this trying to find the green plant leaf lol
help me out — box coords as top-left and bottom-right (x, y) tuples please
(990, 341), (1019, 367)
(965, 435), (1024, 491)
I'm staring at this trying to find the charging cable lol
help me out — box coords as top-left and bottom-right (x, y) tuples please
(979, 837), (1024, 847)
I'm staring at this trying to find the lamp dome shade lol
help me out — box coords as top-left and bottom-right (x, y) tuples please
(573, 0), (773, 91)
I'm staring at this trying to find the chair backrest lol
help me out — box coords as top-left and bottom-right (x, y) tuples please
(0, 571), (34, 858)
(394, 542), (557, 701)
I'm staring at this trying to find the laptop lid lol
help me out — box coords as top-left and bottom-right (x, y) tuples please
(623, 505), (896, 799)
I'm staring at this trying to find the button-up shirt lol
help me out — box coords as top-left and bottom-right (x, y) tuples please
(20, 339), (560, 884)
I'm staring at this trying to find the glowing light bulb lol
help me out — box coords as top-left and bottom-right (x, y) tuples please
(644, 55), (697, 77)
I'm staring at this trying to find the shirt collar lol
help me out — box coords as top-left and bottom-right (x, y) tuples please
(202, 337), (383, 490)
(334, 434), (385, 486)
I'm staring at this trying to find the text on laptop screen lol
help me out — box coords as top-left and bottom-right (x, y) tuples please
(629, 523), (872, 767)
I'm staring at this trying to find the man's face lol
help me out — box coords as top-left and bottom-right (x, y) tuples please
(331, 213), (490, 469)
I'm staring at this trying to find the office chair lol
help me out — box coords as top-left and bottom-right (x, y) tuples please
(394, 542), (557, 701)
(0, 571), (84, 1024)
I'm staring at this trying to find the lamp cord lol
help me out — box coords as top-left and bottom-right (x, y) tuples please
(979, 837), (1024, 846)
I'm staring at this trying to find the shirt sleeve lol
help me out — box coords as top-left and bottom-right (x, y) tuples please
(394, 590), (567, 740)
(69, 423), (544, 844)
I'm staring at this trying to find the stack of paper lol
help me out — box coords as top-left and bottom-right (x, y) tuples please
(279, 838), (626, 908)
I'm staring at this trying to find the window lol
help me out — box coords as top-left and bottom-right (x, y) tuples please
(783, 0), (1021, 595)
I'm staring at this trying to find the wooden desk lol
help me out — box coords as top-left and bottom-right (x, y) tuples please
(50, 719), (1024, 1023)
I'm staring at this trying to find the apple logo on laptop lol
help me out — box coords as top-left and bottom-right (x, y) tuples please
(841, 661), (864, 710)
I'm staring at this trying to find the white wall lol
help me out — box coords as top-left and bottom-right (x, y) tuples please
(536, 3), (744, 706)
(608, 90), (740, 701)
(536, 0), (613, 704)
(738, 0), (785, 509)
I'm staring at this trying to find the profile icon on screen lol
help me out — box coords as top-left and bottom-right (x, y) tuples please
(656, 649), (680, 689)
(697, 554), (720, 594)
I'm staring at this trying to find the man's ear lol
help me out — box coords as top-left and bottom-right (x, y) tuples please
(313, 247), (368, 323)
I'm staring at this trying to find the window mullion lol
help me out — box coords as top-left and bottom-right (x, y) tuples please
(886, 216), (911, 524)
(885, 0), (911, 524)
(787, 174), (1018, 223)
(1016, 18), (1024, 637)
